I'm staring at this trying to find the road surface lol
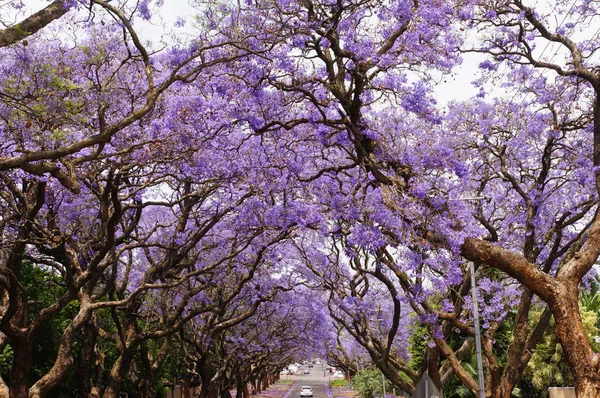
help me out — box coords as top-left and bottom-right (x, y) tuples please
(280, 363), (344, 398)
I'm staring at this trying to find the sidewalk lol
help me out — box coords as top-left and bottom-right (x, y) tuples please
(327, 383), (357, 398)
(254, 381), (296, 398)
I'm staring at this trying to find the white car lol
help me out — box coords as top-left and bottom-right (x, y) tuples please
(300, 386), (313, 397)
(333, 370), (344, 379)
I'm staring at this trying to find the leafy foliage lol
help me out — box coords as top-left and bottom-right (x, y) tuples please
(524, 304), (600, 397)
(352, 368), (394, 398)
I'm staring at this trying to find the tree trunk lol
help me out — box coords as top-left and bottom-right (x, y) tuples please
(236, 374), (246, 398)
(593, 92), (600, 192)
(139, 353), (158, 398)
(102, 346), (137, 398)
(141, 379), (157, 398)
(76, 317), (98, 398)
(198, 383), (219, 398)
(574, 89), (600, 398)
(261, 375), (268, 390)
(552, 281), (600, 398)
(182, 379), (194, 398)
(9, 338), (32, 398)
(198, 360), (219, 398)
(221, 388), (232, 398)
(425, 348), (442, 392)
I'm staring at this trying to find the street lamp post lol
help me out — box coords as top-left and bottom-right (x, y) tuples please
(454, 195), (487, 398)
(381, 371), (386, 398)
(470, 261), (486, 398)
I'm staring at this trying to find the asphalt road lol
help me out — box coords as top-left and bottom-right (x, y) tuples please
(281, 363), (343, 398)
(286, 382), (328, 398)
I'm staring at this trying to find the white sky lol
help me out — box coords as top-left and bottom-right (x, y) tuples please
(13, 0), (480, 105)
(11, 0), (599, 107)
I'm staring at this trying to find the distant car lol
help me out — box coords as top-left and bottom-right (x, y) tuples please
(308, 364), (313, 368)
(304, 369), (310, 374)
(315, 361), (321, 365)
(333, 371), (344, 379)
(300, 386), (313, 397)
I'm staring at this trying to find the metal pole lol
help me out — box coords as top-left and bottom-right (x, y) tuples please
(470, 262), (486, 398)
(381, 371), (386, 398)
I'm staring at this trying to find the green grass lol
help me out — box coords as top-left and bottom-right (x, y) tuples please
(328, 380), (347, 387)
(277, 379), (295, 384)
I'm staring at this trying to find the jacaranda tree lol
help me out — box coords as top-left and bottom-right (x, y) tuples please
(2, 1), (600, 398)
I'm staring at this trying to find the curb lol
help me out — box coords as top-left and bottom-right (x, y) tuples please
(281, 382), (297, 398)
(324, 382), (333, 398)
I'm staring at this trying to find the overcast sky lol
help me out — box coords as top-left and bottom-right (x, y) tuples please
(9, 1), (578, 106)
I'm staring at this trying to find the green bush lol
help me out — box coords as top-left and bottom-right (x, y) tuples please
(329, 380), (347, 387)
(352, 368), (394, 398)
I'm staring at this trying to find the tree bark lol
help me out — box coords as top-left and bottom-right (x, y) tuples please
(141, 378), (158, 398)
(0, 1), (70, 48)
(463, 236), (600, 397)
(221, 388), (232, 398)
(593, 92), (600, 192)
(243, 384), (250, 398)
(102, 345), (137, 398)
(197, 359), (219, 398)
(76, 317), (98, 398)
(9, 337), (32, 398)
(236, 375), (245, 398)
(552, 281), (600, 398)
(261, 374), (268, 390)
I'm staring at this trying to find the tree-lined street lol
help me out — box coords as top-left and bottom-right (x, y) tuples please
(282, 364), (339, 398)
(1, 1), (600, 397)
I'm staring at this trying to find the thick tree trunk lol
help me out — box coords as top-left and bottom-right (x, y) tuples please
(261, 375), (268, 390)
(182, 379), (195, 398)
(139, 354), (157, 398)
(198, 360), (219, 398)
(236, 382), (244, 398)
(9, 338), (32, 398)
(76, 317), (98, 398)
(102, 346), (137, 398)
(221, 388), (232, 398)
(236, 374), (247, 398)
(425, 348), (442, 391)
(552, 282), (600, 398)
(141, 379), (157, 398)
(593, 93), (600, 192)
(198, 383), (219, 398)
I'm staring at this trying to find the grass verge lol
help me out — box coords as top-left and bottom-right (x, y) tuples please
(277, 380), (295, 384)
